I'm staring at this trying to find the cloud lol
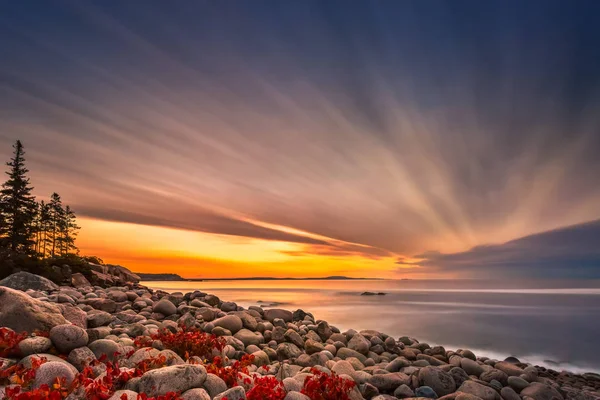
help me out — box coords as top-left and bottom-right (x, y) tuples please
(414, 220), (600, 278)
(75, 205), (330, 246)
(0, 0), (599, 270)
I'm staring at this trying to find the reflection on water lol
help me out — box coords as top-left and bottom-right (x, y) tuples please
(144, 279), (600, 373)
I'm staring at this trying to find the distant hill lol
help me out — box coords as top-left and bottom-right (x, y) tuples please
(137, 273), (186, 281)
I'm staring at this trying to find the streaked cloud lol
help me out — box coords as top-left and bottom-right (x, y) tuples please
(0, 1), (599, 277)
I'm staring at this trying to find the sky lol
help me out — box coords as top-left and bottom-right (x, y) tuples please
(0, 0), (599, 279)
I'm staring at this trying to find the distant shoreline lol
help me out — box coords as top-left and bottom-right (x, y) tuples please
(137, 273), (390, 282)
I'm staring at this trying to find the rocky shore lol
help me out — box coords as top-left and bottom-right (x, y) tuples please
(0, 271), (599, 400)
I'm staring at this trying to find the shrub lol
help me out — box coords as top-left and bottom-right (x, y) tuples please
(0, 328), (27, 358)
(301, 368), (356, 400)
(246, 376), (286, 400)
(134, 327), (226, 361)
(206, 354), (255, 388)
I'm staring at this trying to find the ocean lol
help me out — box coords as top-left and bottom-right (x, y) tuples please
(143, 279), (600, 373)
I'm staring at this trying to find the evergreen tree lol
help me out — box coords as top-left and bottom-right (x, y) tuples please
(62, 205), (80, 255)
(49, 192), (65, 257)
(0, 140), (37, 254)
(37, 200), (51, 257)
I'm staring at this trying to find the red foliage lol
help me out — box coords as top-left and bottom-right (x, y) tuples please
(0, 328), (27, 358)
(0, 356), (46, 387)
(246, 376), (286, 400)
(206, 354), (255, 388)
(134, 327), (226, 361)
(301, 368), (356, 400)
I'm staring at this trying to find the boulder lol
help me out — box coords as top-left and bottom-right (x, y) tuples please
(88, 339), (123, 362)
(368, 372), (411, 392)
(18, 336), (52, 356)
(181, 388), (211, 400)
(68, 346), (97, 371)
(461, 358), (484, 376)
(50, 324), (89, 353)
(234, 329), (264, 347)
(348, 333), (371, 355)
(419, 367), (456, 396)
(494, 362), (524, 377)
(213, 386), (246, 400)
(0, 287), (68, 332)
(58, 304), (88, 329)
(458, 381), (501, 400)
(138, 364), (207, 397)
(212, 315), (243, 334)
(263, 309), (293, 323)
(153, 299), (177, 316)
(0, 272), (59, 292)
(109, 391), (138, 400)
(203, 373), (227, 398)
(520, 383), (564, 400)
(71, 273), (91, 288)
(87, 310), (113, 328)
(33, 361), (76, 388)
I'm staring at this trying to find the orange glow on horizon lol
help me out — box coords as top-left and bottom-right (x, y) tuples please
(75, 217), (419, 279)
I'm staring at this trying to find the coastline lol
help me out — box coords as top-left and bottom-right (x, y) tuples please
(0, 272), (599, 400)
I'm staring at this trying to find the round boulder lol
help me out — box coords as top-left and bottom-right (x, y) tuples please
(33, 361), (76, 388)
(138, 364), (207, 397)
(152, 299), (177, 316)
(418, 366), (456, 396)
(50, 324), (89, 353)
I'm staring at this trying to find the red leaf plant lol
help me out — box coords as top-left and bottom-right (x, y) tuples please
(133, 327), (226, 362)
(246, 376), (286, 400)
(0, 328), (28, 358)
(301, 368), (356, 400)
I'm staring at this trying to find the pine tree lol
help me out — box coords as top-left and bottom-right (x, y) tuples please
(63, 205), (80, 255)
(49, 192), (65, 257)
(38, 200), (51, 257)
(0, 140), (37, 254)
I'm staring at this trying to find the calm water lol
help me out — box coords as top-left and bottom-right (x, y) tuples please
(144, 279), (600, 373)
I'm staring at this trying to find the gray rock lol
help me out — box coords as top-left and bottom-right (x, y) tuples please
(251, 350), (270, 367)
(337, 347), (368, 364)
(480, 369), (508, 385)
(50, 324), (89, 353)
(520, 382), (564, 400)
(18, 336), (52, 356)
(418, 366), (456, 396)
(203, 373), (228, 398)
(87, 310), (113, 328)
(316, 321), (333, 341)
(181, 388), (211, 400)
(277, 342), (303, 360)
(213, 315), (243, 334)
(305, 339), (325, 355)
(386, 357), (411, 372)
(507, 376), (529, 392)
(0, 287), (68, 333)
(368, 372), (411, 392)
(458, 381), (501, 400)
(284, 392), (311, 400)
(461, 358), (485, 376)
(394, 384), (415, 398)
(58, 304), (88, 329)
(348, 334), (371, 355)
(88, 339), (123, 361)
(68, 346), (97, 371)
(263, 309), (293, 323)
(153, 299), (177, 316)
(449, 367), (470, 387)
(415, 386), (439, 399)
(138, 364), (207, 396)
(284, 329), (304, 348)
(71, 273), (92, 288)
(0, 272), (59, 291)
(234, 329), (264, 346)
(494, 362), (524, 377)
(33, 361), (76, 388)
(501, 386), (521, 400)
(213, 386), (246, 400)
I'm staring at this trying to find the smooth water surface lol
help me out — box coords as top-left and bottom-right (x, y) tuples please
(144, 279), (600, 373)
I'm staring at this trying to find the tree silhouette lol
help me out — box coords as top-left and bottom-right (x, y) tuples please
(0, 140), (37, 254)
(48, 192), (65, 257)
